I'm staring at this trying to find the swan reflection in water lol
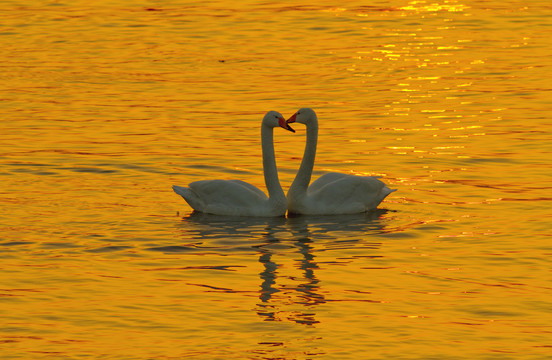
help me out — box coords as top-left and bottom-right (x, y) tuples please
(179, 210), (390, 325)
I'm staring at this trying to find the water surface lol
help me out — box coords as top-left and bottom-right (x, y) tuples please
(1, 0), (551, 359)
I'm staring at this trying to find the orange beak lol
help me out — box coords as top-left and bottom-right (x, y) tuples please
(279, 117), (295, 133)
(286, 113), (297, 124)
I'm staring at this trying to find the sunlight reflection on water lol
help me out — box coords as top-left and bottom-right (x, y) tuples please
(1, 0), (551, 359)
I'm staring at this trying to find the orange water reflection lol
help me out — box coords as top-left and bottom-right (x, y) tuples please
(1, 0), (551, 359)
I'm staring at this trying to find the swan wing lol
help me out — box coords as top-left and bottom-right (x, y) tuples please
(189, 180), (267, 206)
(174, 180), (272, 216)
(308, 172), (351, 194)
(226, 180), (266, 198)
(307, 175), (395, 214)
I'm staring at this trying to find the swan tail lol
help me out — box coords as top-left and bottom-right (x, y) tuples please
(378, 186), (397, 204)
(172, 185), (205, 212)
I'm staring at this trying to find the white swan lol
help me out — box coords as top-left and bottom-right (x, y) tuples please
(286, 108), (396, 215)
(173, 111), (294, 217)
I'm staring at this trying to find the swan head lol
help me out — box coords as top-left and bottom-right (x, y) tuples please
(286, 108), (316, 126)
(264, 111), (295, 132)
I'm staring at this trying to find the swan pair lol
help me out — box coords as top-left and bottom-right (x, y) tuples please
(173, 108), (396, 217)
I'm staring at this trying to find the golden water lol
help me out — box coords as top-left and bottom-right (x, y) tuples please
(1, 0), (551, 359)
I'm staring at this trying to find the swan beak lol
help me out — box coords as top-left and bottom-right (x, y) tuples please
(286, 113), (297, 124)
(279, 117), (295, 133)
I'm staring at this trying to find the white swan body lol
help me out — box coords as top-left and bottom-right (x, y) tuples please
(286, 108), (396, 215)
(173, 111), (294, 217)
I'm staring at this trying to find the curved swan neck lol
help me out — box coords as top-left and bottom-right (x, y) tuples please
(290, 115), (318, 193)
(261, 124), (285, 199)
